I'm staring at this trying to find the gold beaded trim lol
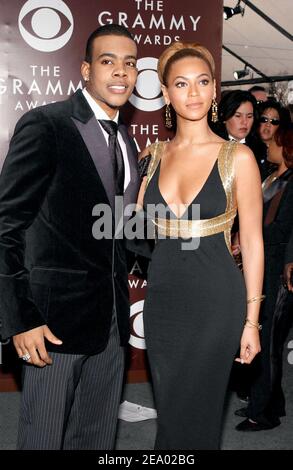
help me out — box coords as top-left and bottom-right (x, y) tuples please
(145, 141), (166, 189)
(154, 208), (237, 239)
(217, 141), (238, 253)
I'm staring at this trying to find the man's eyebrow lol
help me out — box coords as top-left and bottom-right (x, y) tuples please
(96, 53), (137, 60)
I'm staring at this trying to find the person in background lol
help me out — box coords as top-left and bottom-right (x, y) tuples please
(258, 100), (282, 148)
(0, 24), (139, 449)
(248, 85), (268, 104)
(216, 90), (257, 145)
(236, 127), (293, 431)
(255, 100), (291, 181)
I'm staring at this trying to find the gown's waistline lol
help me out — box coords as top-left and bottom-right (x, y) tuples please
(153, 208), (237, 238)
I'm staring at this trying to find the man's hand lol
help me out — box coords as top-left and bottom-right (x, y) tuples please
(284, 262), (293, 292)
(13, 325), (62, 367)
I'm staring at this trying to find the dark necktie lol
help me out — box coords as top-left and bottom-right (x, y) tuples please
(99, 119), (125, 195)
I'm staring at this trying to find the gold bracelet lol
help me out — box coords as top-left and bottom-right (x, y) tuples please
(244, 318), (262, 331)
(247, 295), (265, 304)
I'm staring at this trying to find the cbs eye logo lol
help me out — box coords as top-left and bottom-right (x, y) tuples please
(18, 0), (74, 52)
(129, 57), (165, 112)
(129, 300), (146, 350)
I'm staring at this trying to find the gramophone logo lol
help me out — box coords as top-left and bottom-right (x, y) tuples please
(18, 0), (74, 52)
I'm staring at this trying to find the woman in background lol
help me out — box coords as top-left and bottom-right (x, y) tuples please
(236, 128), (293, 431)
(216, 90), (257, 144)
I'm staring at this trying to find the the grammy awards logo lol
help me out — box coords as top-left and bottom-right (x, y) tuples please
(18, 0), (74, 52)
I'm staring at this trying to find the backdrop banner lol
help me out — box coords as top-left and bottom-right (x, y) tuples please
(0, 0), (223, 387)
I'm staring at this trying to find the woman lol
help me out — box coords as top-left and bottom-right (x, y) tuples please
(258, 101), (282, 147)
(216, 89), (257, 144)
(137, 42), (263, 449)
(236, 128), (293, 431)
(256, 100), (290, 180)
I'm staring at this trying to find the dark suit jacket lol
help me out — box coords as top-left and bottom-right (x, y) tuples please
(0, 90), (139, 354)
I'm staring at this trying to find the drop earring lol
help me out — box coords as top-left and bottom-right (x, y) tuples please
(211, 98), (218, 123)
(165, 104), (172, 128)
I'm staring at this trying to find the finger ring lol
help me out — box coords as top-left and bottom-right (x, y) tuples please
(21, 353), (31, 361)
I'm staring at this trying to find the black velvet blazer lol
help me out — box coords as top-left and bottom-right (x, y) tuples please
(0, 90), (139, 354)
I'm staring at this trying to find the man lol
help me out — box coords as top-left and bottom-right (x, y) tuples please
(0, 24), (139, 449)
(248, 85), (268, 104)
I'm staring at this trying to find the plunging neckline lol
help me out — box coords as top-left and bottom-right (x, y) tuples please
(157, 142), (225, 219)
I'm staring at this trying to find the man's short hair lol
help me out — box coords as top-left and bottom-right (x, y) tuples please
(85, 24), (135, 63)
(248, 85), (266, 93)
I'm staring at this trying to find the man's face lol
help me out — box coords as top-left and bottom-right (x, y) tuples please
(81, 35), (138, 118)
(251, 90), (267, 103)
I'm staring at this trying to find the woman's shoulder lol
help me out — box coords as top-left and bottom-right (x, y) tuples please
(232, 142), (261, 182)
(229, 142), (258, 173)
(234, 141), (255, 161)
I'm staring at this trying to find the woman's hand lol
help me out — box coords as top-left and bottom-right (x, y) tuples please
(235, 326), (261, 365)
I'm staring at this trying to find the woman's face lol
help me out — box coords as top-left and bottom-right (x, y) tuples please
(162, 56), (215, 123)
(225, 101), (254, 141)
(258, 107), (280, 144)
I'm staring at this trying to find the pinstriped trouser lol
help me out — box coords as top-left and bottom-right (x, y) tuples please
(17, 317), (125, 450)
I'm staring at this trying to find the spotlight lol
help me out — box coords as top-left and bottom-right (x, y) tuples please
(233, 67), (249, 80)
(223, 2), (245, 20)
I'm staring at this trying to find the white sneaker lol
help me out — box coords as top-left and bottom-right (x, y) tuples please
(118, 400), (157, 422)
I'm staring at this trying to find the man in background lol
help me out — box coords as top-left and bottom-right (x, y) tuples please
(248, 85), (268, 103)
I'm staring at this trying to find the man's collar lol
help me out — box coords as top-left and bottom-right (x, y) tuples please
(229, 134), (246, 144)
(82, 88), (119, 123)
